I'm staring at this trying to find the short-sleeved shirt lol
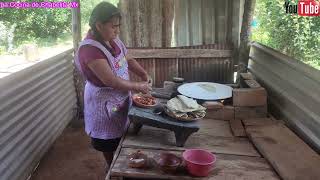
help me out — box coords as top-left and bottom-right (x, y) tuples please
(78, 31), (123, 87)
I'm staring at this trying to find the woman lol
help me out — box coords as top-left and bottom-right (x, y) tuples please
(75, 2), (151, 169)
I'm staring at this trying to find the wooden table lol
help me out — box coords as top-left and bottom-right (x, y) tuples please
(111, 147), (279, 180)
(107, 88), (280, 180)
(108, 117), (280, 180)
(128, 106), (199, 147)
(108, 85), (320, 180)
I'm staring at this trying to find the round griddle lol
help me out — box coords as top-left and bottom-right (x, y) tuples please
(177, 82), (232, 100)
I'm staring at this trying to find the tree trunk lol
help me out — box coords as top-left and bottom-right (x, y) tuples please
(71, 0), (84, 120)
(236, 0), (256, 83)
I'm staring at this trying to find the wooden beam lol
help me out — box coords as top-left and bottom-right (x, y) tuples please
(236, 0), (256, 83)
(230, 118), (246, 137)
(235, 105), (268, 120)
(118, 0), (130, 46)
(162, 0), (174, 47)
(128, 49), (232, 59)
(246, 123), (320, 180)
(71, 0), (81, 51)
(242, 118), (281, 127)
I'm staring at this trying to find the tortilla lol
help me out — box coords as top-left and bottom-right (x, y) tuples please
(165, 95), (206, 120)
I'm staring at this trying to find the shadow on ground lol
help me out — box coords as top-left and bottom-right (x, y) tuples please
(30, 125), (106, 180)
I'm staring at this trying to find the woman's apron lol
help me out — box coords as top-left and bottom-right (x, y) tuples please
(74, 38), (132, 140)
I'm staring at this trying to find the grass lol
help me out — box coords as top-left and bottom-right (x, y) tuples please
(0, 32), (73, 56)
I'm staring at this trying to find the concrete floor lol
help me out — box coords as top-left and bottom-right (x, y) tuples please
(30, 126), (107, 180)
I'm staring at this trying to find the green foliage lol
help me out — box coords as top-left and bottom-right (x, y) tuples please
(0, 0), (72, 47)
(252, 0), (320, 69)
(80, 0), (119, 35)
(0, 0), (119, 54)
(0, 46), (6, 54)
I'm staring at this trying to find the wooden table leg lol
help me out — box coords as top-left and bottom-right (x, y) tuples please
(174, 130), (194, 147)
(132, 123), (143, 135)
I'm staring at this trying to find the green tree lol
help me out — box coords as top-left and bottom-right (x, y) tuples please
(80, 0), (119, 36)
(0, 0), (72, 47)
(252, 0), (320, 69)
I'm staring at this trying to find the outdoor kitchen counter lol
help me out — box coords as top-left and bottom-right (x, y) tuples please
(106, 95), (280, 180)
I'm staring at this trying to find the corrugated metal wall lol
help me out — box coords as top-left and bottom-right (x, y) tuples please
(177, 44), (234, 85)
(0, 49), (77, 180)
(129, 44), (233, 87)
(249, 42), (320, 152)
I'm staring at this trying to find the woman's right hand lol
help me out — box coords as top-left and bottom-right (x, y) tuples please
(135, 81), (152, 94)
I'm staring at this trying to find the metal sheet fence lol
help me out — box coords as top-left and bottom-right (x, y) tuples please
(0, 49), (77, 180)
(249, 42), (320, 152)
(129, 44), (234, 87)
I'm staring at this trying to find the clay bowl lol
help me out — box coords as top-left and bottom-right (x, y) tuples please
(132, 94), (157, 108)
(127, 150), (148, 168)
(154, 152), (182, 173)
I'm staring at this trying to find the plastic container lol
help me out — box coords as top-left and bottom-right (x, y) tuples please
(182, 149), (216, 177)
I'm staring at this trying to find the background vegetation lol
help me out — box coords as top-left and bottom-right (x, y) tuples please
(251, 0), (320, 69)
(0, 0), (118, 55)
(0, 0), (319, 70)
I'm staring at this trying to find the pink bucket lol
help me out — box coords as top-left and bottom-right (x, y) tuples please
(182, 149), (216, 177)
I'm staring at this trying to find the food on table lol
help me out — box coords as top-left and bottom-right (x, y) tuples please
(127, 150), (148, 168)
(132, 94), (157, 108)
(165, 95), (206, 120)
(135, 96), (156, 105)
(154, 152), (182, 173)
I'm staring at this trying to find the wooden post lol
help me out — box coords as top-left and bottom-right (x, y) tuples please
(162, 0), (174, 47)
(118, 0), (131, 46)
(71, 0), (84, 121)
(236, 0), (256, 83)
(149, 0), (162, 47)
(72, 0), (81, 51)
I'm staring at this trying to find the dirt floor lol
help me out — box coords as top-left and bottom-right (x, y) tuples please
(30, 125), (107, 180)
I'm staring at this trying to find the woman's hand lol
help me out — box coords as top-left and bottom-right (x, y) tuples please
(135, 81), (152, 94)
(88, 59), (150, 93)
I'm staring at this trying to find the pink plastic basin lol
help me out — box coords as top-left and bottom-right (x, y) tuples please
(182, 149), (216, 177)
